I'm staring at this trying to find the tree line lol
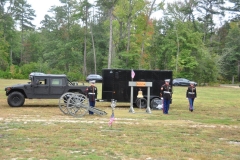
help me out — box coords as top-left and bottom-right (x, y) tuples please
(0, 0), (239, 83)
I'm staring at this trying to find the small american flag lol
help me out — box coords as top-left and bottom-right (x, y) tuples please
(131, 69), (135, 79)
(108, 112), (115, 126)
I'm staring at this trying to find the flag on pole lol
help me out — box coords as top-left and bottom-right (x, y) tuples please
(108, 112), (115, 126)
(131, 69), (135, 79)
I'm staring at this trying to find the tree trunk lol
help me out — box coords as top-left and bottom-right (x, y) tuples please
(232, 75), (234, 84)
(175, 25), (180, 73)
(108, 6), (113, 69)
(10, 38), (12, 65)
(83, 5), (88, 75)
(90, 25), (96, 74)
(238, 61), (240, 82)
(126, 0), (133, 66)
(21, 11), (23, 64)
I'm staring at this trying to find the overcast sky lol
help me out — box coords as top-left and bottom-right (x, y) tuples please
(27, 0), (165, 27)
(28, 0), (61, 27)
(28, 0), (233, 28)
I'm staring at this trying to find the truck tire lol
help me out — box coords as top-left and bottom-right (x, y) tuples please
(7, 92), (25, 107)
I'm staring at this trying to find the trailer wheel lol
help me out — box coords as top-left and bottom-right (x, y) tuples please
(150, 98), (162, 110)
(59, 92), (75, 114)
(136, 98), (147, 108)
(67, 93), (88, 117)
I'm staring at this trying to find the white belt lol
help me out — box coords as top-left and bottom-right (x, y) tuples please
(164, 91), (171, 94)
(88, 93), (95, 95)
(188, 92), (195, 94)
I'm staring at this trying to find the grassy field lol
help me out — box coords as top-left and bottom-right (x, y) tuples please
(0, 79), (240, 160)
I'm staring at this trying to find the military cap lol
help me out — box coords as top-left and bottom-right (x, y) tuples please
(165, 79), (170, 82)
(89, 80), (96, 84)
(190, 81), (195, 84)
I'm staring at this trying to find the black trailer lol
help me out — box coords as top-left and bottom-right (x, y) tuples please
(101, 69), (173, 109)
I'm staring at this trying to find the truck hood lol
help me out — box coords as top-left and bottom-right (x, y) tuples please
(5, 83), (31, 91)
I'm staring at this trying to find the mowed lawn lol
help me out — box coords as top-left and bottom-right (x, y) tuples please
(0, 79), (240, 160)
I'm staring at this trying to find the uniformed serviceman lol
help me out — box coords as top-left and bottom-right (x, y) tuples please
(186, 81), (197, 112)
(160, 79), (172, 114)
(86, 80), (98, 115)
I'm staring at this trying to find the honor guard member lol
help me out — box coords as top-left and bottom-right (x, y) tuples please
(160, 79), (172, 114)
(86, 80), (98, 115)
(186, 81), (197, 112)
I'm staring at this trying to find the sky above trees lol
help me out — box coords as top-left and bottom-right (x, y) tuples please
(28, 0), (236, 28)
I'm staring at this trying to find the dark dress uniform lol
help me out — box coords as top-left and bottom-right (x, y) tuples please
(186, 82), (197, 112)
(161, 80), (172, 114)
(86, 81), (98, 115)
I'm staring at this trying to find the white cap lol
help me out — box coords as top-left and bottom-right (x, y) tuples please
(165, 79), (170, 82)
(89, 80), (96, 84)
(190, 81), (194, 84)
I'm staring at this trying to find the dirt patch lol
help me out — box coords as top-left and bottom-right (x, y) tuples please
(1, 115), (239, 130)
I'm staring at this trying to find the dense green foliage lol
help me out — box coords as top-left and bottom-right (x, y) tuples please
(0, 0), (239, 83)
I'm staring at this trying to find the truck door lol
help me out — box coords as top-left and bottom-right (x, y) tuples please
(50, 78), (65, 95)
(33, 77), (49, 95)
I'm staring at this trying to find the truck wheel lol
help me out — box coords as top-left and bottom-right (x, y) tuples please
(7, 92), (25, 107)
(136, 98), (147, 108)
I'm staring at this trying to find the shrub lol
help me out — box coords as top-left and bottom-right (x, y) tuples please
(0, 70), (11, 79)
(66, 72), (81, 82)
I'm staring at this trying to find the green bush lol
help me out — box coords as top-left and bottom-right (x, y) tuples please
(12, 73), (25, 79)
(20, 62), (48, 78)
(66, 72), (81, 81)
(48, 69), (64, 74)
(0, 71), (11, 79)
